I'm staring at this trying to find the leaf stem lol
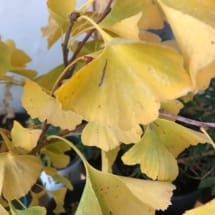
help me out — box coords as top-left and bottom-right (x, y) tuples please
(159, 110), (215, 129)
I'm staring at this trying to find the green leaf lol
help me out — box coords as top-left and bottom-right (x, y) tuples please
(122, 118), (208, 181)
(22, 80), (82, 130)
(35, 64), (64, 91)
(0, 152), (41, 200)
(56, 38), (191, 130)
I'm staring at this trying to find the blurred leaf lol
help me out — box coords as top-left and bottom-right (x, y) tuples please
(35, 64), (64, 91)
(122, 118), (208, 181)
(41, 141), (71, 169)
(183, 198), (215, 215)
(0, 152), (41, 200)
(0, 40), (11, 75)
(56, 38), (191, 130)
(11, 121), (41, 153)
(158, 0), (215, 90)
(22, 80), (82, 130)
(0, 204), (9, 215)
(10, 204), (46, 215)
(161, 100), (184, 115)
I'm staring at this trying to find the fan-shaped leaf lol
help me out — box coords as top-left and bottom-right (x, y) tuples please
(122, 118), (207, 181)
(184, 198), (215, 215)
(76, 163), (174, 214)
(81, 122), (142, 151)
(56, 39), (191, 130)
(0, 204), (8, 215)
(11, 121), (41, 153)
(158, 0), (215, 90)
(22, 80), (82, 130)
(0, 152), (41, 200)
(10, 205), (46, 215)
(0, 40), (11, 75)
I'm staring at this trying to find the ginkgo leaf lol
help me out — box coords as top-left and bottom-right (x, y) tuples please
(76, 163), (174, 215)
(0, 40), (11, 75)
(10, 204), (46, 215)
(41, 16), (63, 48)
(0, 152), (41, 200)
(35, 64), (64, 91)
(47, 0), (76, 26)
(103, 13), (161, 42)
(184, 198), (215, 215)
(11, 121), (41, 153)
(22, 80), (82, 130)
(41, 141), (71, 169)
(81, 122), (142, 151)
(101, 147), (120, 173)
(157, 0), (215, 90)
(50, 188), (67, 214)
(56, 38), (191, 130)
(101, 0), (164, 29)
(122, 118), (207, 181)
(161, 99), (183, 115)
(0, 204), (8, 215)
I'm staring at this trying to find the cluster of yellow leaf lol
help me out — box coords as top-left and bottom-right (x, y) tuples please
(0, 39), (36, 79)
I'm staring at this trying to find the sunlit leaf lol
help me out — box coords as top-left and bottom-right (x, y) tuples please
(183, 198), (215, 215)
(0, 152), (41, 200)
(76, 163), (174, 214)
(158, 0), (215, 90)
(22, 80), (82, 130)
(0, 204), (8, 215)
(35, 64), (64, 91)
(11, 121), (41, 153)
(56, 38), (191, 130)
(82, 122), (142, 151)
(122, 118), (207, 181)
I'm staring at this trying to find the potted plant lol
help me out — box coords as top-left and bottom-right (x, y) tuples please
(0, 0), (215, 214)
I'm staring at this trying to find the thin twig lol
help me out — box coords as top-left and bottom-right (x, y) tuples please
(56, 0), (114, 87)
(159, 110), (215, 129)
(62, 11), (80, 67)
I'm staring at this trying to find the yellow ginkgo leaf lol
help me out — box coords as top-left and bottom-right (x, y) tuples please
(22, 80), (82, 130)
(41, 16), (63, 48)
(0, 40), (11, 75)
(101, 0), (164, 30)
(0, 204), (9, 215)
(184, 198), (215, 215)
(158, 0), (215, 90)
(122, 118), (207, 181)
(11, 121), (41, 153)
(0, 152), (41, 200)
(56, 39), (191, 130)
(81, 122), (142, 151)
(103, 13), (161, 42)
(51, 188), (67, 214)
(76, 163), (174, 215)
(47, 0), (76, 26)
(9, 204), (46, 215)
(161, 99), (183, 115)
